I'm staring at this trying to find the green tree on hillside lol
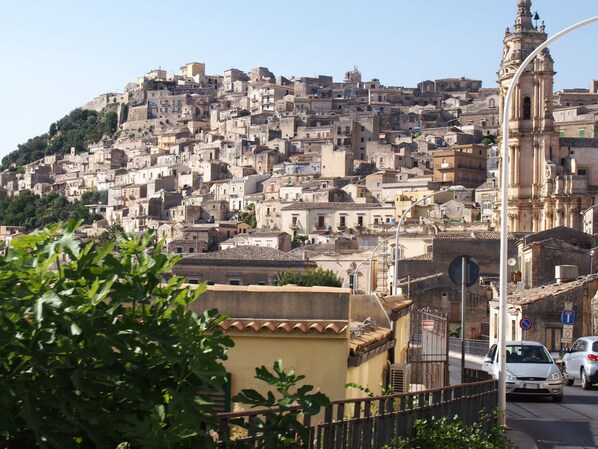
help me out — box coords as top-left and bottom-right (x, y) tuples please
(239, 203), (257, 228)
(1, 108), (118, 169)
(0, 191), (106, 229)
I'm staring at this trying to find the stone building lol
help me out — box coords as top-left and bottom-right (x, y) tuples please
(488, 276), (598, 352)
(516, 225), (595, 288)
(171, 245), (317, 286)
(432, 144), (487, 188)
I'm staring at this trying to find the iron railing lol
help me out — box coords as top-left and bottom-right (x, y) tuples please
(449, 337), (490, 357)
(214, 379), (498, 448)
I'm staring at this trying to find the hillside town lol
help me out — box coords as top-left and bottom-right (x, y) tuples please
(0, 0), (598, 395)
(2, 54), (598, 286)
(4, 1), (598, 446)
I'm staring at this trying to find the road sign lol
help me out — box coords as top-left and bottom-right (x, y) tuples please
(520, 317), (533, 331)
(562, 309), (575, 325)
(448, 256), (480, 287)
(421, 319), (435, 331)
(562, 324), (573, 342)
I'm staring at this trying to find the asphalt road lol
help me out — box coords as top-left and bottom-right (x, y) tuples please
(450, 355), (598, 449)
(507, 383), (598, 449)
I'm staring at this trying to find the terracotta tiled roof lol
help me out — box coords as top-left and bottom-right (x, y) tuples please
(405, 254), (432, 261)
(507, 275), (598, 305)
(218, 319), (348, 334)
(183, 245), (299, 261)
(282, 202), (382, 211)
(349, 327), (392, 354)
(433, 231), (524, 240)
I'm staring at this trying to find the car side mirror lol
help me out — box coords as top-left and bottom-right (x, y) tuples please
(562, 348), (570, 354)
(483, 356), (493, 363)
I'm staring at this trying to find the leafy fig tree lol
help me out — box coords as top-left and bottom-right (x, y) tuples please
(0, 222), (233, 448)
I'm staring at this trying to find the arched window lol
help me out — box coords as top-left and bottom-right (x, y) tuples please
(523, 97), (531, 120)
(489, 98), (496, 108)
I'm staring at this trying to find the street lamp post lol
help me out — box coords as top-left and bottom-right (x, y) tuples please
(498, 16), (598, 427)
(392, 185), (465, 295)
(367, 235), (394, 295)
(367, 234), (410, 295)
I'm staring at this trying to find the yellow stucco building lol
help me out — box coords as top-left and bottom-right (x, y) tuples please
(187, 285), (412, 409)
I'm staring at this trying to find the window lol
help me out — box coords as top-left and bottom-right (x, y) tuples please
(545, 327), (563, 352)
(523, 97), (531, 120)
(176, 247), (183, 254)
(579, 129), (586, 137)
(559, 130), (565, 137)
(493, 313), (498, 340)
(229, 279), (241, 285)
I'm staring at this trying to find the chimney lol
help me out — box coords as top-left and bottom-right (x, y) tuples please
(555, 265), (578, 284)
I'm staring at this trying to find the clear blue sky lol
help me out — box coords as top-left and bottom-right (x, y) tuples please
(1, 0), (596, 160)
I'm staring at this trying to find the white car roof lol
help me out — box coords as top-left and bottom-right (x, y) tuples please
(505, 341), (545, 346)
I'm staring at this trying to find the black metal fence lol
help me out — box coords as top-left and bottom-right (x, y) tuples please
(409, 308), (449, 391)
(214, 379), (498, 448)
(449, 337), (490, 357)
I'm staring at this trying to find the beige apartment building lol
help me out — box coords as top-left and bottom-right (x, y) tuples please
(432, 144), (487, 188)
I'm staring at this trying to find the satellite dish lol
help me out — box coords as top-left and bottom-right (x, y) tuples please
(507, 258), (517, 267)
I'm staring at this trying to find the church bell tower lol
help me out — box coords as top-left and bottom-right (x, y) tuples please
(497, 0), (566, 232)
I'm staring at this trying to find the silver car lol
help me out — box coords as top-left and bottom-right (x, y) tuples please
(482, 341), (563, 402)
(561, 336), (598, 390)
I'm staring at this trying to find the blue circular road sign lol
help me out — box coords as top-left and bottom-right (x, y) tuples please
(520, 317), (533, 330)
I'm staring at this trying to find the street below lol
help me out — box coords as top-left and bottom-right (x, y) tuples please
(450, 356), (598, 449)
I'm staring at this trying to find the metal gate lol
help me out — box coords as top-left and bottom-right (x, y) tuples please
(408, 307), (449, 391)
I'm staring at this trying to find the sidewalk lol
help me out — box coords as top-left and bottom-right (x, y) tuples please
(506, 427), (538, 449)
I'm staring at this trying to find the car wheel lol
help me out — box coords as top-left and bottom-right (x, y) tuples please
(563, 366), (574, 386)
(581, 368), (592, 390)
(553, 394), (563, 403)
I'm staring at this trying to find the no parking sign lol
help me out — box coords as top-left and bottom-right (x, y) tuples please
(519, 317), (533, 331)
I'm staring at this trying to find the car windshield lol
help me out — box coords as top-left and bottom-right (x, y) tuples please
(507, 345), (551, 364)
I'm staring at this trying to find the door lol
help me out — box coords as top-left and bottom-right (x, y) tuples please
(569, 339), (586, 379)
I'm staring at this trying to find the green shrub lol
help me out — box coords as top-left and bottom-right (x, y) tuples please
(0, 222), (234, 448)
(228, 360), (329, 449)
(384, 413), (514, 449)
(274, 267), (342, 287)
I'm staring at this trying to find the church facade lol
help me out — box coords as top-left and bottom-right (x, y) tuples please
(496, 0), (598, 233)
